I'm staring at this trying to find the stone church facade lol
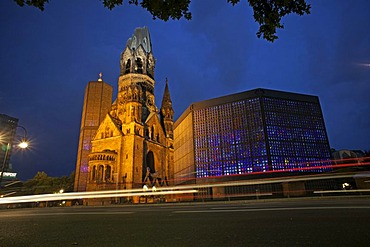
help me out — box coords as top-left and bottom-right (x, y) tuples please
(80, 27), (174, 202)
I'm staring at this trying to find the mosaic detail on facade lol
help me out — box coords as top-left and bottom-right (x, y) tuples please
(193, 95), (331, 178)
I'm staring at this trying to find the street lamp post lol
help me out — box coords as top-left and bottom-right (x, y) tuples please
(0, 125), (29, 188)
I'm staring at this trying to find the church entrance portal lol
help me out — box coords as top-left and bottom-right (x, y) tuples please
(146, 151), (155, 173)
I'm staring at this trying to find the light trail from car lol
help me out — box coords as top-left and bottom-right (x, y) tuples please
(0, 189), (198, 204)
(2, 170), (369, 205)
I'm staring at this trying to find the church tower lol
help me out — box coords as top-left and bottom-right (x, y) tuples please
(160, 79), (175, 182)
(160, 79), (174, 139)
(116, 26), (156, 125)
(74, 74), (113, 192)
(85, 27), (174, 203)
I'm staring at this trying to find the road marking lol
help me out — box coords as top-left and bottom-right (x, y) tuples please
(47, 211), (135, 216)
(0, 211), (134, 217)
(173, 206), (370, 214)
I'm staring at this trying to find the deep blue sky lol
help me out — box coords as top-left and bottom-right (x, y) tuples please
(1, 0), (369, 181)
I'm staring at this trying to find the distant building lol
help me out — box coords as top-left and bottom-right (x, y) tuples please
(331, 149), (365, 161)
(330, 149), (370, 189)
(0, 114), (19, 184)
(174, 88), (332, 198)
(74, 76), (113, 192)
(74, 27), (174, 204)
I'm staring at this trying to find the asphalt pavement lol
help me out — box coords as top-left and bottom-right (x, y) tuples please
(0, 197), (369, 246)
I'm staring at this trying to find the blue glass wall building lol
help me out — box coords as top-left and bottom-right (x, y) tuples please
(174, 88), (332, 188)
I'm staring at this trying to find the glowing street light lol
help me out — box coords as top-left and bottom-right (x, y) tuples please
(18, 140), (28, 149)
(16, 125), (29, 149)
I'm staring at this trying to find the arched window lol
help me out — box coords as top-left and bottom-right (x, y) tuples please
(146, 151), (155, 173)
(105, 166), (111, 181)
(136, 58), (143, 73)
(92, 165), (96, 181)
(98, 165), (104, 182)
(131, 106), (135, 118)
(125, 59), (131, 74)
(145, 128), (149, 138)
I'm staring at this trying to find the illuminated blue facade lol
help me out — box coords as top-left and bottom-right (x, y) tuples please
(189, 89), (332, 179)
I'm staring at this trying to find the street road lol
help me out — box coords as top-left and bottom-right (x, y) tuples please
(0, 197), (369, 246)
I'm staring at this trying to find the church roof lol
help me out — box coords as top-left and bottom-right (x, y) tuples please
(109, 114), (122, 128)
(125, 26), (152, 54)
(161, 78), (173, 110)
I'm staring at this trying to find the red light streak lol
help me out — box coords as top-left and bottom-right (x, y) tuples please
(173, 157), (370, 184)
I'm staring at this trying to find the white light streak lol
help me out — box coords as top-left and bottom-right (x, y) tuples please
(0, 189), (198, 205)
(0, 172), (364, 205)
